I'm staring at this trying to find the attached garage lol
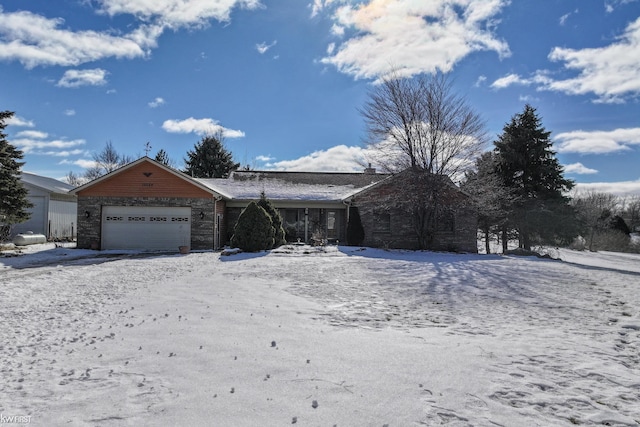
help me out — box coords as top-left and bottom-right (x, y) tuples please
(101, 206), (191, 250)
(71, 157), (227, 252)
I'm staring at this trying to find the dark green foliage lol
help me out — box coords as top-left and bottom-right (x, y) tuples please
(230, 202), (275, 252)
(154, 149), (173, 167)
(0, 110), (32, 231)
(493, 105), (576, 250)
(183, 134), (240, 178)
(608, 215), (631, 236)
(346, 206), (365, 245)
(257, 192), (286, 247)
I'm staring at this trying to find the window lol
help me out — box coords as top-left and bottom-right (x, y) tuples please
(373, 211), (391, 233)
(437, 209), (455, 232)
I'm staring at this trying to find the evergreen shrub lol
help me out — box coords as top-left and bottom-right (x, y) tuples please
(230, 202), (275, 252)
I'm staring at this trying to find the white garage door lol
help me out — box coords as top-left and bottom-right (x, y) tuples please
(101, 206), (191, 251)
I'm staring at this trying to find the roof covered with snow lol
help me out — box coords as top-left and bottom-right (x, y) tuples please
(197, 170), (389, 202)
(21, 172), (74, 195)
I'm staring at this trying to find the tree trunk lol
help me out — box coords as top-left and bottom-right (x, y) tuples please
(501, 227), (508, 253)
(484, 228), (491, 254)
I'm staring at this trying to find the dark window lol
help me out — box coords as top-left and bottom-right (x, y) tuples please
(437, 209), (455, 232)
(373, 211), (391, 233)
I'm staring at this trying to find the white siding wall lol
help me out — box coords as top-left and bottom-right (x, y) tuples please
(11, 196), (47, 236)
(48, 199), (77, 239)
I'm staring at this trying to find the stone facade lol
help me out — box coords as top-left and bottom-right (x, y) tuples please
(351, 172), (478, 252)
(77, 196), (216, 250)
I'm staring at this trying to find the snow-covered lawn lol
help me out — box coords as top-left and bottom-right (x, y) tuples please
(1, 244), (639, 426)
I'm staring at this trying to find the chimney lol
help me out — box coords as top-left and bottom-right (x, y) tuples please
(364, 163), (376, 174)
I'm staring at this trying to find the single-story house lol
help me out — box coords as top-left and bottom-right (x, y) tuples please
(71, 157), (477, 252)
(10, 172), (77, 240)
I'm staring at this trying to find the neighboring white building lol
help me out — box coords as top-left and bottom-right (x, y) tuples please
(11, 173), (77, 240)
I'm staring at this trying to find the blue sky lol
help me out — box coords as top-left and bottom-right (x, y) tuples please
(1, 0), (639, 195)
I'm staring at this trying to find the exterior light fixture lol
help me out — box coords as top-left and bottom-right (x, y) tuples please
(84, 210), (91, 218)
(200, 211), (205, 220)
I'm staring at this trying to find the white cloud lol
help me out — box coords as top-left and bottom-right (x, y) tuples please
(256, 40), (277, 54)
(320, 0), (510, 80)
(40, 149), (87, 157)
(575, 179), (640, 197)
(96, 0), (263, 29)
(266, 145), (370, 172)
(12, 136), (86, 154)
(559, 9), (578, 26)
(555, 128), (640, 154)
(310, 0), (338, 18)
(545, 17), (640, 102)
(474, 75), (487, 87)
(57, 69), (109, 88)
(162, 117), (245, 138)
(64, 109), (76, 116)
(148, 97), (166, 108)
(6, 116), (34, 127)
(563, 162), (598, 175)
(255, 155), (274, 162)
(518, 94), (540, 103)
(0, 9), (159, 68)
(59, 158), (99, 169)
(605, 0), (638, 13)
(491, 17), (640, 102)
(15, 130), (48, 139)
(490, 73), (526, 89)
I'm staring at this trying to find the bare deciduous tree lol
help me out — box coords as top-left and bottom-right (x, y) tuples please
(360, 72), (487, 178)
(359, 72), (487, 249)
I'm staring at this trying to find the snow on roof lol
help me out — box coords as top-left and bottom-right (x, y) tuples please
(21, 172), (74, 194)
(197, 178), (358, 202)
(196, 170), (389, 202)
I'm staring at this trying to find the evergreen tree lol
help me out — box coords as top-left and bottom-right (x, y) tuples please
(154, 149), (176, 168)
(0, 111), (32, 237)
(346, 206), (365, 246)
(257, 191), (286, 248)
(230, 202), (275, 252)
(493, 105), (576, 250)
(183, 134), (239, 178)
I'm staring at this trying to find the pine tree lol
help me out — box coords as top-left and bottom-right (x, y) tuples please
(493, 105), (575, 250)
(346, 206), (365, 246)
(230, 202), (275, 252)
(183, 134), (240, 178)
(0, 111), (32, 237)
(257, 191), (286, 248)
(154, 149), (174, 168)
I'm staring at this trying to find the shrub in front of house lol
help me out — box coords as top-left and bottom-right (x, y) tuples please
(257, 192), (286, 248)
(230, 202), (275, 252)
(346, 206), (365, 246)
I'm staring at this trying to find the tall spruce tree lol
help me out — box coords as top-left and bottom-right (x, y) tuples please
(183, 134), (239, 178)
(493, 105), (575, 250)
(0, 111), (32, 236)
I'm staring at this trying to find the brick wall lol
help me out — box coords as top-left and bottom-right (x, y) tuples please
(353, 174), (478, 252)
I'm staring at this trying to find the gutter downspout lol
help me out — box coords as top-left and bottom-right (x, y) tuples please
(213, 195), (223, 250)
(304, 208), (309, 243)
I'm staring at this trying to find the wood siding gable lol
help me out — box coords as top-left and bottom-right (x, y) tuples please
(75, 159), (214, 199)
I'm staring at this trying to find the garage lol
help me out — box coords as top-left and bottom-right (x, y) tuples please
(101, 206), (191, 251)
